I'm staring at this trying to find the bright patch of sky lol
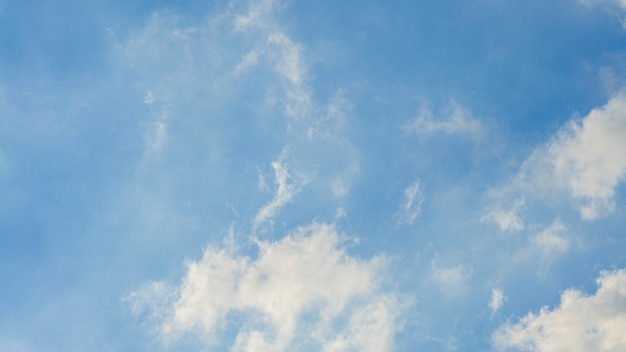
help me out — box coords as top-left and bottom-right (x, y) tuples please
(1, 0), (626, 351)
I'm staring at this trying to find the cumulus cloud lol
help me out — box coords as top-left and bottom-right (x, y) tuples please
(490, 288), (506, 315)
(405, 100), (485, 141)
(482, 198), (526, 232)
(394, 181), (425, 226)
(493, 267), (626, 352)
(497, 90), (626, 220)
(126, 222), (400, 351)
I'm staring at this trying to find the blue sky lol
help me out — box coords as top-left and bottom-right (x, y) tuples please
(2, 0), (626, 351)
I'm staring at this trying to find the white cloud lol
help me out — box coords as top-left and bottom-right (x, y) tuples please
(234, 49), (262, 74)
(489, 288), (506, 315)
(483, 198), (526, 232)
(493, 267), (626, 352)
(320, 296), (400, 352)
(233, 0), (277, 31)
(140, 89), (170, 159)
(253, 153), (305, 233)
(230, 0), (360, 203)
(405, 100), (485, 141)
(394, 181), (425, 226)
(126, 222), (400, 351)
(144, 90), (156, 105)
(256, 166), (270, 193)
(498, 90), (626, 220)
(529, 220), (571, 257)
(267, 32), (307, 86)
(544, 91), (626, 218)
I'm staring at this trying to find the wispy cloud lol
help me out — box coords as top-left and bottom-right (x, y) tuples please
(394, 181), (425, 226)
(482, 198), (526, 232)
(489, 288), (506, 315)
(431, 258), (472, 294)
(529, 220), (571, 257)
(579, 0), (626, 7)
(493, 267), (626, 352)
(230, 0), (360, 203)
(126, 222), (400, 351)
(140, 91), (170, 159)
(253, 152), (306, 233)
(579, 0), (626, 27)
(405, 100), (485, 141)
(233, 0), (277, 31)
(504, 219), (576, 276)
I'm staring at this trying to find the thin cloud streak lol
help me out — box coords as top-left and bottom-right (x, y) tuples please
(253, 153), (304, 233)
(394, 181), (424, 226)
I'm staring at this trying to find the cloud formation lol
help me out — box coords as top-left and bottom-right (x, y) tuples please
(253, 153), (304, 233)
(529, 220), (571, 257)
(496, 91), (626, 220)
(493, 267), (626, 352)
(126, 222), (400, 351)
(483, 198), (526, 232)
(579, 0), (626, 20)
(405, 101), (485, 141)
(431, 259), (472, 293)
(489, 288), (506, 315)
(394, 181), (424, 226)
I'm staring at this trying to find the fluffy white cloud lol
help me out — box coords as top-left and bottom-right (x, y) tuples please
(405, 101), (485, 141)
(394, 181), (424, 226)
(126, 222), (400, 351)
(499, 91), (626, 220)
(493, 267), (626, 352)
